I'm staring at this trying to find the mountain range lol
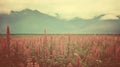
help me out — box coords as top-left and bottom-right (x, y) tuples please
(0, 9), (120, 34)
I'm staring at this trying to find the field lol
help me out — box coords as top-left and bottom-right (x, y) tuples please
(0, 27), (120, 67)
(0, 34), (120, 67)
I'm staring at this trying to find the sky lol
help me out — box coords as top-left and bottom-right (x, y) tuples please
(0, 0), (120, 19)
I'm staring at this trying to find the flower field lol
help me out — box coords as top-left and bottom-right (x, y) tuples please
(0, 26), (120, 67)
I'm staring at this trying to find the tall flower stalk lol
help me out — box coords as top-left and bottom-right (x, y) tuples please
(6, 25), (10, 49)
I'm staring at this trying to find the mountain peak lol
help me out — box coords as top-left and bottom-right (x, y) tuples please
(10, 8), (41, 15)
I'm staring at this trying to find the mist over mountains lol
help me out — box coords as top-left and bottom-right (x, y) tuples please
(0, 9), (120, 34)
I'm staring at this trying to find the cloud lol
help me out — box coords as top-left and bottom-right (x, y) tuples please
(0, 0), (120, 19)
(101, 14), (119, 20)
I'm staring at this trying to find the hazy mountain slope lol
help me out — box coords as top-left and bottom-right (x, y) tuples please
(0, 9), (120, 34)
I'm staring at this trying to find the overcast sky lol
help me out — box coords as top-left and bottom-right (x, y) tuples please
(0, 0), (120, 19)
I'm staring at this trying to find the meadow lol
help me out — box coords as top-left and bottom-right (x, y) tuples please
(0, 26), (120, 67)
